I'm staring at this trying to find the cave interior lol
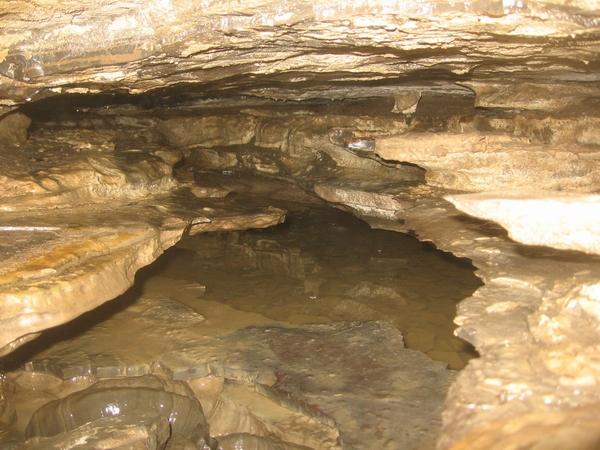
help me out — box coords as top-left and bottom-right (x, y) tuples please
(2, 1), (600, 449)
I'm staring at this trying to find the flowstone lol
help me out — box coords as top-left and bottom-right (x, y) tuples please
(25, 375), (214, 449)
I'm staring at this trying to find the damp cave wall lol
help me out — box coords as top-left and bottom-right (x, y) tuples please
(2, 1), (600, 448)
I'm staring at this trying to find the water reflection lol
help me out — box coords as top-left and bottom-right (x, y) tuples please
(147, 203), (481, 369)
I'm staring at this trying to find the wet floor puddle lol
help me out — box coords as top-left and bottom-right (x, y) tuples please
(142, 201), (481, 370)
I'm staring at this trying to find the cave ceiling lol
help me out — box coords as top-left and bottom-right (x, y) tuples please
(0, 0), (599, 108)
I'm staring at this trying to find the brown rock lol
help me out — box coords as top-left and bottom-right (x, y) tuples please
(156, 116), (256, 148)
(22, 414), (171, 450)
(0, 112), (30, 146)
(448, 406), (600, 450)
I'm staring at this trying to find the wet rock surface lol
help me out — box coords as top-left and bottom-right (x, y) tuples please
(23, 414), (172, 450)
(0, 125), (285, 356)
(26, 375), (213, 448)
(171, 199), (480, 370)
(357, 185), (600, 449)
(3, 293), (454, 449)
(2, 0), (600, 447)
(0, 190), (479, 448)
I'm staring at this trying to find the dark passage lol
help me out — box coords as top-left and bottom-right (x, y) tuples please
(142, 196), (481, 370)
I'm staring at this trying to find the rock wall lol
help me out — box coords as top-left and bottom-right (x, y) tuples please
(2, 0), (600, 448)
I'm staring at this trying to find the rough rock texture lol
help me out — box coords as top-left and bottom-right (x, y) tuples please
(448, 404), (600, 450)
(0, 126), (286, 357)
(2, 0), (600, 448)
(346, 185), (600, 449)
(375, 131), (600, 192)
(1, 0), (600, 107)
(8, 295), (455, 450)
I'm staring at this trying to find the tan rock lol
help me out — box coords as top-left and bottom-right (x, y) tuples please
(190, 185), (233, 198)
(0, 0), (598, 108)
(0, 125), (287, 356)
(156, 116), (256, 148)
(25, 375), (212, 447)
(314, 182), (406, 220)
(461, 81), (600, 112)
(217, 433), (311, 450)
(0, 112), (30, 145)
(22, 414), (171, 450)
(188, 148), (240, 171)
(445, 191), (600, 255)
(12, 297), (454, 450)
(448, 405), (600, 450)
(2, 0), (600, 448)
(375, 132), (600, 192)
(392, 90), (422, 115)
(209, 381), (339, 450)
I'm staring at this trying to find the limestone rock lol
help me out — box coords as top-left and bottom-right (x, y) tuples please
(445, 191), (600, 255)
(14, 292), (454, 450)
(0, 127), (286, 357)
(0, 195), (285, 357)
(209, 381), (338, 450)
(1, 0), (599, 110)
(0, 130), (178, 210)
(191, 185), (233, 199)
(22, 413), (171, 450)
(26, 375), (213, 448)
(314, 182), (409, 220)
(156, 116), (256, 148)
(375, 132), (600, 192)
(216, 433), (310, 450)
(461, 81), (600, 112)
(448, 405), (600, 450)
(465, 114), (600, 146)
(359, 186), (600, 449)
(2, 0), (600, 448)
(0, 112), (30, 145)
(392, 90), (422, 115)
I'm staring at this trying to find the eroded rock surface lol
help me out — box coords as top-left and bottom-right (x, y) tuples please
(1, 0), (600, 111)
(5, 293), (454, 450)
(26, 375), (214, 449)
(375, 131), (600, 192)
(2, 0), (600, 448)
(0, 126), (286, 357)
(343, 185), (600, 449)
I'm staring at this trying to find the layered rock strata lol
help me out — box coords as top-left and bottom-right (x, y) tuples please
(1, 0), (599, 109)
(1, 0), (600, 448)
(0, 122), (285, 356)
(333, 185), (600, 450)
